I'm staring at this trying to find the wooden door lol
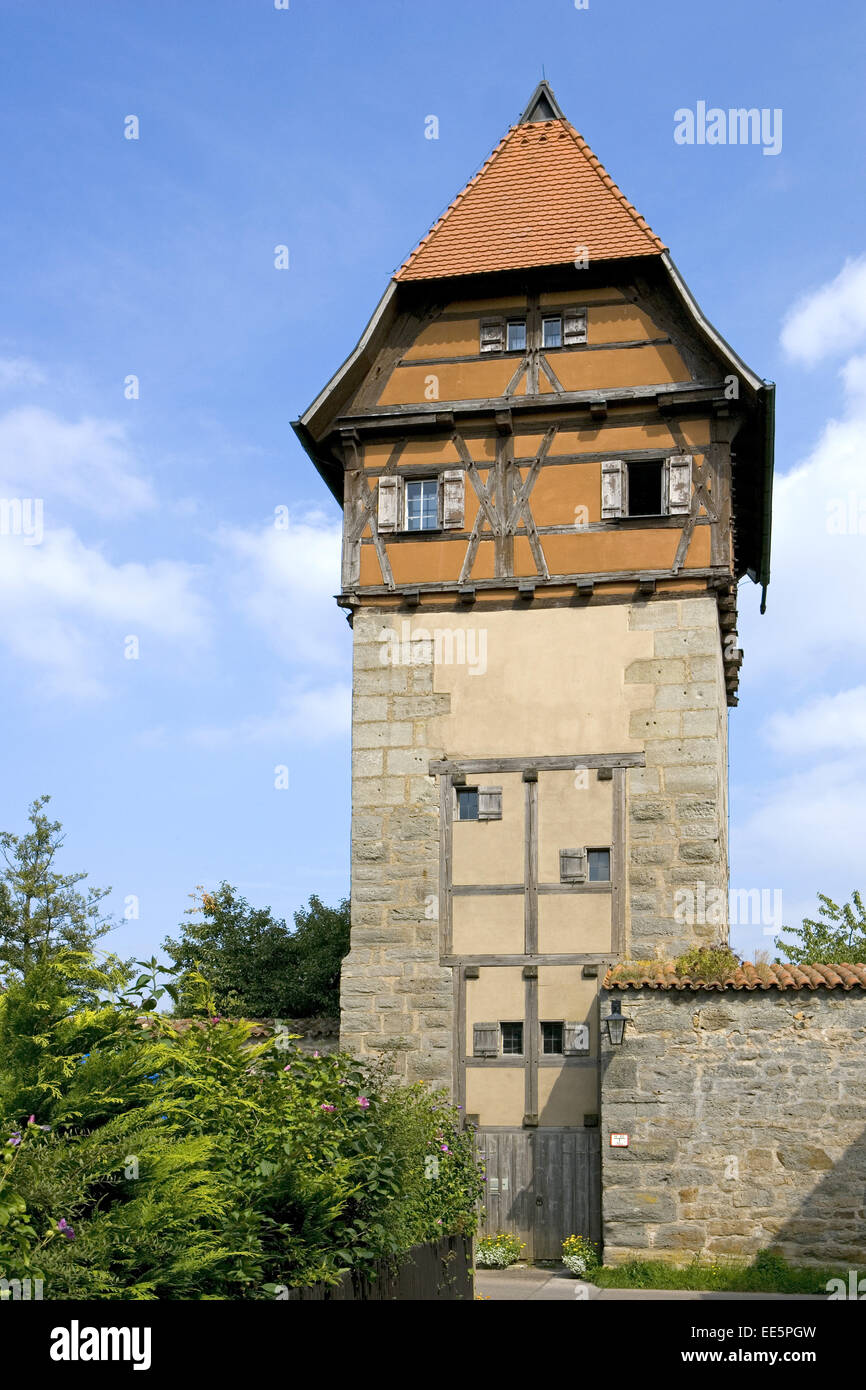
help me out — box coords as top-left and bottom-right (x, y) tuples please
(476, 1129), (600, 1261)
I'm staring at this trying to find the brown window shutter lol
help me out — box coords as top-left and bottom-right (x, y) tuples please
(473, 1022), (499, 1057)
(477, 786), (502, 821)
(564, 1021), (590, 1055)
(601, 460), (624, 519)
(376, 474), (403, 533)
(560, 847), (587, 883)
(480, 317), (505, 353)
(440, 469), (465, 529)
(667, 454), (692, 515)
(563, 308), (587, 346)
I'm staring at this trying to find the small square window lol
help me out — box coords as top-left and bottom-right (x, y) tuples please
(506, 320), (526, 352)
(501, 1022), (523, 1055)
(541, 1021), (563, 1055)
(542, 316), (562, 349)
(405, 478), (438, 531)
(588, 848), (611, 882)
(456, 787), (479, 821)
(626, 460), (664, 517)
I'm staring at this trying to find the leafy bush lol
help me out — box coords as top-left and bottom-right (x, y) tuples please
(0, 953), (482, 1298)
(562, 1233), (599, 1276)
(673, 944), (740, 982)
(476, 1232), (525, 1267)
(775, 892), (866, 965)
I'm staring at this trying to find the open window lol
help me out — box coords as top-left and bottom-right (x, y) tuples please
(600, 455), (693, 520)
(456, 786), (502, 821)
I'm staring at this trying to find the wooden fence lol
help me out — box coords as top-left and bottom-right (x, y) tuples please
(285, 1234), (474, 1300)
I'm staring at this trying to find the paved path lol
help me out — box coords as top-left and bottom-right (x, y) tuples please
(475, 1266), (825, 1301)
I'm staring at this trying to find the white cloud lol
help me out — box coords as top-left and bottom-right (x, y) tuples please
(780, 254), (866, 366)
(0, 406), (155, 517)
(0, 527), (208, 698)
(765, 685), (866, 755)
(739, 354), (866, 681)
(188, 681), (351, 748)
(0, 357), (45, 390)
(217, 511), (346, 668)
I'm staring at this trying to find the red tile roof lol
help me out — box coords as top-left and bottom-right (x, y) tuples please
(605, 961), (866, 991)
(395, 118), (665, 282)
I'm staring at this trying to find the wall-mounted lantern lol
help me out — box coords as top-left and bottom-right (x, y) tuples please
(603, 997), (629, 1046)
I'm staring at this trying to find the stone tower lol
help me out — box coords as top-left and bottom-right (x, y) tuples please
(294, 82), (774, 1255)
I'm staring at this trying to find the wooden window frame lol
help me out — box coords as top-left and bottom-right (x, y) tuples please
(403, 476), (440, 533)
(505, 319), (527, 353)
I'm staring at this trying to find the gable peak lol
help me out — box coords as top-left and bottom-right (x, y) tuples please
(519, 80), (565, 124)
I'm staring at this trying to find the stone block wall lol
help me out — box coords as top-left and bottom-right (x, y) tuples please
(625, 595), (729, 958)
(600, 986), (866, 1266)
(341, 609), (453, 1085)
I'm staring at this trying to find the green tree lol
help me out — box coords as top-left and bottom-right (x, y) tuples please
(162, 885), (349, 1018)
(0, 797), (123, 986)
(774, 892), (866, 964)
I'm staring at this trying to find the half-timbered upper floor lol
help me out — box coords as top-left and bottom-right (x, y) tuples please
(294, 83), (775, 704)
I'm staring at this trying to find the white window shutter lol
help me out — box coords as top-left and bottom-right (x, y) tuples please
(440, 469), (465, 529)
(473, 1022), (499, 1057)
(563, 308), (587, 346)
(601, 460), (624, 519)
(667, 454), (692, 515)
(376, 475), (403, 533)
(480, 318), (505, 353)
(477, 786), (502, 821)
(564, 1021), (590, 1055)
(560, 847), (587, 883)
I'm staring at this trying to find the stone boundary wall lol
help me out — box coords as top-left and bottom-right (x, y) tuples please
(625, 594), (729, 960)
(600, 986), (866, 1266)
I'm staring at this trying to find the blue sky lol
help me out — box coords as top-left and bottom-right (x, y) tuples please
(1, 0), (865, 966)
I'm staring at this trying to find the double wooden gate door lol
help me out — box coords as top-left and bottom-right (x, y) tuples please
(475, 1129), (601, 1260)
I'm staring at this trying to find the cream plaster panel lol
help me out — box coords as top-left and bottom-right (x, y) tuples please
(538, 1068), (598, 1125)
(452, 772), (524, 885)
(452, 895), (524, 955)
(466, 1068), (525, 1126)
(465, 968), (524, 1046)
(429, 606), (653, 756)
(537, 770), (612, 883)
(537, 894), (612, 955)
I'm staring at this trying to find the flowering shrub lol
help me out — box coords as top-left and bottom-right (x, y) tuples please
(562, 1233), (599, 1277)
(476, 1232), (525, 1267)
(0, 953), (483, 1297)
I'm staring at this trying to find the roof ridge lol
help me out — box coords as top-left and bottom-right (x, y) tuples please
(561, 121), (665, 252)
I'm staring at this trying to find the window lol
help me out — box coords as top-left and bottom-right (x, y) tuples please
(456, 785), (502, 820)
(506, 319), (526, 352)
(542, 316), (562, 349)
(588, 848), (611, 883)
(500, 1022), (524, 1055)
(541, 1021), (563, 1055)
(405, 478), (438, 531)
(626, 459), (664, 517)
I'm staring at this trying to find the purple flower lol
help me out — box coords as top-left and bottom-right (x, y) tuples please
(7, 1132), (21, 1147)
(440, 1144), (450, 1153)
(320, 1103), (336, 1113)
(27, 1115), (35, 1126)
(357, 1096), (370, 1110)
(57, 1218), (75, 1241)
(211, 1015), (222, 1024)
(283, 1064), (292, 1073)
